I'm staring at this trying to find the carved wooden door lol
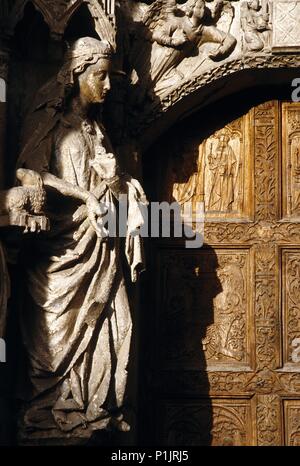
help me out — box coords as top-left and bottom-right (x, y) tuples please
(142, 99), (300, 446)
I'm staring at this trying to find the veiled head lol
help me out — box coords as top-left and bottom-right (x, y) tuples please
(57, 37), (114, 105)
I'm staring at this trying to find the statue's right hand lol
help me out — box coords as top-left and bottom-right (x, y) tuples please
(86, 194), (108, 239)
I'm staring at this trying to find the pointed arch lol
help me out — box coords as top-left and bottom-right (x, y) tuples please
(7, 0), (115, 45)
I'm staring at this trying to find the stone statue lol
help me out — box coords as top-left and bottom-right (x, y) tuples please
(241, 0), (270, 52)
(130, 0), (236, 99)
(15, 37), (147, 444)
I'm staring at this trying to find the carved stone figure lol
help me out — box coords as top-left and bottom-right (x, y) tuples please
(0, 169), (46, 216)
(15, 37), (147, 444)
(241, 0), (270, 52)
(130, 0), (237, 99)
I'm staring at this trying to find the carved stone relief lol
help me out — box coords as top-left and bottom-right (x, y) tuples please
(272, 0), (300, 51)
(3, 1), (300, 138)
(241, 0), (271, 53)
(129, 0), (237, 101)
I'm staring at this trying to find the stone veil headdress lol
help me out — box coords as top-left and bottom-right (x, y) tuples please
(17, 37), (114, 170)
(57, 37), (114, 88)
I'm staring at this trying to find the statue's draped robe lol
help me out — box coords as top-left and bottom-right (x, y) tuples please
(18, 111), (145, 440)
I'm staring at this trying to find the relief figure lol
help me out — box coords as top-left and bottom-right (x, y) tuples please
(206, 133), (238, 213)
(241, 0), (270, 52)
(131, 0), (236, 98)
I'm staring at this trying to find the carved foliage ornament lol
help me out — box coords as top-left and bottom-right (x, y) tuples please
(162, 401), (251, 446)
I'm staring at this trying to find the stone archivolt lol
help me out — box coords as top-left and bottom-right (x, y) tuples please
(1, 1), (300, 134)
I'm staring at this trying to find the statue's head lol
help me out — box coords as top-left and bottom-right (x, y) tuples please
(165, 0), (177, 15)
(57, 37), (114, 105)
(248, 0), (260, 10)
(218, 133), (230, 147)
(186, 0), (205, 19)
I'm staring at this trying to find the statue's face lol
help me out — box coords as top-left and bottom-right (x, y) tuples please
(78, 58), (111, 105)
(249, 0), (259, 10)
(187, 0), (205, 19)
(195, 0), (205, 18)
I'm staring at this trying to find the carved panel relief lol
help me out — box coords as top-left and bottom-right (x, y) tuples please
(158, 249), (252, 370)
(256, 395), (281, 446)
(283, 400), (300, 445)
(163, 114), (253, 221)
(254, 101), (278, 221)
(282, 103), (300, 219)
(161, 400), (253, 446)
(255, 244), (279, 369)
(281, 249), (300, 367)
(241, 0), (271, 53)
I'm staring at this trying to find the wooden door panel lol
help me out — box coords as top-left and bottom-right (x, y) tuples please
(282, 103), (300, 220)
(162, 113), (253, 221)
(159, 399), (254, 446)
(253, 101), (279, 222)
(146, 100), (300, 446)
(157, 247), (254, 371)
(283, 400), (300, 445)
(281, 248), (300, 369)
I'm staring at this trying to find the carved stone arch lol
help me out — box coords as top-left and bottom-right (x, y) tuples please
(137, 63), (300, 152)
(6, 0), (114, 43)
(4, 0), (50, 36)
